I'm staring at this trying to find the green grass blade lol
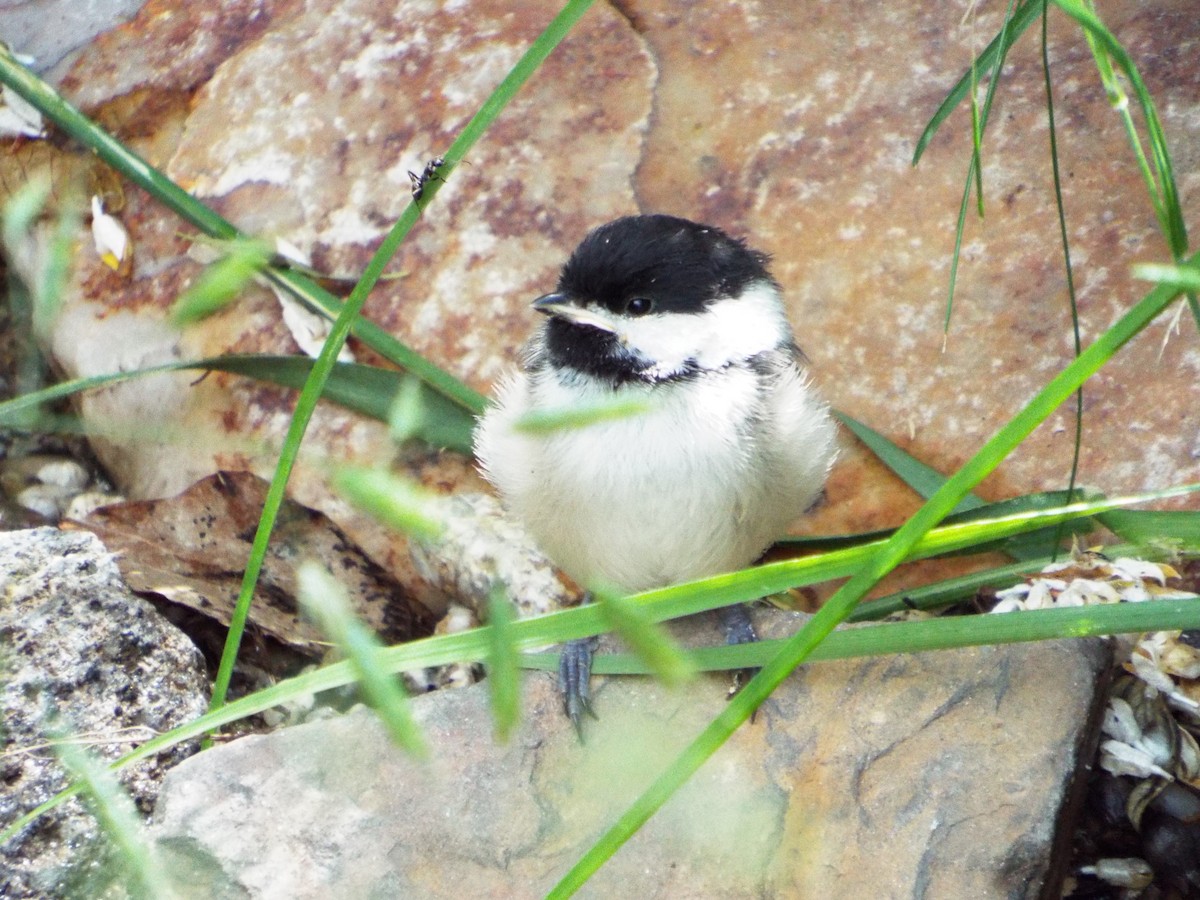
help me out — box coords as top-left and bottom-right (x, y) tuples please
(1, 173), (52, 248)
(520, 595), (1200, 674)
(1057, 0), (1182, 247)
(912, 0), (1043, 164)
(297, 562), (428, 757)
(2, 177), (55, 428)
(546, 254), (1198, 897)
(3, 179), (82, 427)
(262, 270), (488, 414)
(0, 45), (484, 413)
(0, 44), (235, 238)
(829, 412), (1085, 559)
(0, 354), (476, 452)
(205, 356), (477, 452)
(387, 374), (426, 444)
(944, 166), (972, 328)
(1053, 0), (1197, 328)
(1131, 262), (1200, 293)
(778, 489), (1089, 560)
(596, 590), (696, 688)
(51, 727), (174, 899)
(170, 238), (272, 324)
(968, 60), (985, 217)
(514, 395), (654, 433)
(941, 0), (1022, 329)
(1099, 509), (1200, 550)
(848, 555), (1046, 621)
(833, 411), (984, 512)
(332, 466), (445, 543)
(29, 185), (82, 348)
(1040, 0), (1086, 554)
(486, 586), (521, 742)
(0, 362), (181, 425)
(208, 0), (594, 715)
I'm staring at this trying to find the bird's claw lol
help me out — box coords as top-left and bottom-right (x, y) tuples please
(559, 635), (600, 738)
(718, 603), (759, 647)
(717, 604), (761, 708)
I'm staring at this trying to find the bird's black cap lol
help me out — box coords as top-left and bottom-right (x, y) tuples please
(537, 215), (778, 386)
(555, 214), (774, 315)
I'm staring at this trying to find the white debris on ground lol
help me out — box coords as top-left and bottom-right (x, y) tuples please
(990, 547), (1200, 782)
(990, 547), (1200, 891)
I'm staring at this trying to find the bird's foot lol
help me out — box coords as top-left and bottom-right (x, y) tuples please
(717, 604), (760, 700)
(559, 635), (600, 739)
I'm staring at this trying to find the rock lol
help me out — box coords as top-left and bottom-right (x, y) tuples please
(3, 1), (1194, 892)
(628, 0), (1200, 542)
(40, 0), (652, 610)
(412, 492), (574, 620)
(0, 527), (209, 898)
(0, 454), (112, 521)
(146, 616), (1111, 898)
(19, 0), (1195, 615)
(0, 0), (147, 74)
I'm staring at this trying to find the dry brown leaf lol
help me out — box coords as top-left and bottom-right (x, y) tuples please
(67, 470), (434, 655)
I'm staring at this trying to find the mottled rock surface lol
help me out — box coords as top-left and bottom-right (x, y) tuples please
(25, 0), (1198, 611)
(0, 0), (146, 73)
(2, 0), (1197, 894)
(34, 0), (652, 611)
(0, 527), (209, 898)
(146, 620), (1111, 898)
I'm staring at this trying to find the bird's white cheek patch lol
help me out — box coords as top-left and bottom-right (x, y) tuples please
(616, 281), (791, 375)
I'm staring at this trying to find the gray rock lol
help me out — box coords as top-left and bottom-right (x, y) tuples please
(147, 617), (1110, 898)
(0, 527), (209, 898)
(0, 0), (148, 75)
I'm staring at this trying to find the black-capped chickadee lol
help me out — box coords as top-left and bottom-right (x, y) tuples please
(474, 214), (837, 731)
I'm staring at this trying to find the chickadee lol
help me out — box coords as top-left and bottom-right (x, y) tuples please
(474, 214), (837, 730)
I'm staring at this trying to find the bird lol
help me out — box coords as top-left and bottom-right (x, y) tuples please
(473, 214), (838, 732)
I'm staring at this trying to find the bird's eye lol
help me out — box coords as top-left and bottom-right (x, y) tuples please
(626, 297), (654, 316)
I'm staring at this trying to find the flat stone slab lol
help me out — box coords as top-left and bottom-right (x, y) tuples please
(147, 622), (1110, 898)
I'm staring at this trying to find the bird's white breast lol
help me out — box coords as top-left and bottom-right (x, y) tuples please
(474, 357), (836, 594)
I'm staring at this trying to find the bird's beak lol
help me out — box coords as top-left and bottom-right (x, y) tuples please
(532, 293), (617, 334)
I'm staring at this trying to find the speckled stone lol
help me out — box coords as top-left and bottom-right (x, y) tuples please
(44, 0), (653, 604)
(144, 615), (1112, 898)
(628, 0), (1200, 541)
(0, 0), (146, 74)
(37, 0), (1200, 612)
(0, 527), (209, 898)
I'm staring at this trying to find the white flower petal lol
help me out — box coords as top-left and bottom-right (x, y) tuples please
(90, 196), (130, 271)
(273, 236), (311, 267)
(0, 85), (44, 138)
(1102, 697), (1142, 743)
(1110, 558), (1170, 585)
(272, 287), (355, 363)
(1098, 738), (1174, 779)
(989, 597), (1026, 614)
(1025, 580), (1057, 610)
(1059, 578), (1121, 606)
(1128, 651), (1180, 696)
(994, 582), (1030, 601)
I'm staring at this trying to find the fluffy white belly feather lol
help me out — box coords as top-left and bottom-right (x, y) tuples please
(475, 359), (836, 594)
